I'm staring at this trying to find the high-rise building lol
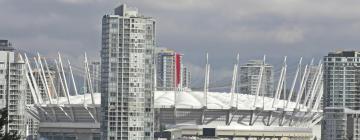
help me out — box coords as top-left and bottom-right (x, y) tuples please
(100, 4), (155, 140)
(89, 61), (101, 93)
(238, 60), (274, 97)
(155, 48), (182, 91)
(323, 51), (360, 140)
(0, 40), (27, 138)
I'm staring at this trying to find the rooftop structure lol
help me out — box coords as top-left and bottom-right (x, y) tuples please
(0, 39), (15, 51)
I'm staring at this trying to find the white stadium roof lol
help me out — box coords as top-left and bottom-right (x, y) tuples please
(48, 91), (308, 111)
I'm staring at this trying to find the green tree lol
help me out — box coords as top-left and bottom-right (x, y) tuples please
(0, 108), (21, 140)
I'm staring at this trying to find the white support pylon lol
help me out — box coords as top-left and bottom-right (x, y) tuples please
(253, 55), (266, 108)
(37, 53), (53, 104)
(313, 82), (324, 110)
(295, 65), (310, 109)
(272, 56), (287, 108)
(307, 64), (323, 109)
(54, 59), (70, 104)
(203, 53), (210, 108)
(44, 58), (58, 100)
(84, 53), (95, 104)
(286, 57), (302, 108)
(24, 54), (43, 104)
(33, 57), (47, 100)
(23, 54), (40, 104)
(282, 57), (287, 108)
(68, 60), (79, 96)
(230, 54), (239, 108)
(303, 66), (318, 107)
(83, 56), (87, 105)
(58, 53), (71, 103)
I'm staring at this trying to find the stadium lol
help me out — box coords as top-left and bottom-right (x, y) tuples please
(26, 90), (322, 140)
(23, 54), (323, 140)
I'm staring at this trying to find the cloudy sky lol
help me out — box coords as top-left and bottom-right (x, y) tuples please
(1, 0), (360, 87)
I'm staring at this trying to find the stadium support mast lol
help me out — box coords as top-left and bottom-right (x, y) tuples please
(25, 54), (43, 104)
(313, 82), (323, 110)
(44, 58), (58, 99)
(303, 61), (320, 107)
(54, 59), (70, 104)
(230, 54), (239, 108)
(37, 53), (53, 104)
(24, 54), (41, 104)
(295, 64), (310, 109)
(68, 60), (78, 96)
(253, 55), (266, 107)
(203, 53), (210, 107)
(272, 56), (287, 108)
(286, 57), (302, 108)
(58, 53), (71, 103)
(306, 64), (323, 109)
(84, 53), (95, 104)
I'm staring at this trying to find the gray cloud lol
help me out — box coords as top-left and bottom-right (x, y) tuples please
(1, 0), (360, 87)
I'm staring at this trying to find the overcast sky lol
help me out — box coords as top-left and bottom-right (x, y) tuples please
(1, 0), (360, 87)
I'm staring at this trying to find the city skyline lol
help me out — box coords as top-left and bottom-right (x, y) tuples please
(2, 0), (360, 86)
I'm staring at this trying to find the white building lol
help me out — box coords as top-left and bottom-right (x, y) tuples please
(239, 60), (274, 97)
(101, 4), (156, 140)
(0, 40), (28, 139)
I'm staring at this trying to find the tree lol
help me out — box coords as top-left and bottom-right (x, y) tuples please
(0, 108), (21, 140)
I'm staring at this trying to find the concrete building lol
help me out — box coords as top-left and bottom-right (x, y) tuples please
(0, 40), (28, 139)
(100, 4), (156, 140)
(89, 61), (101, 93)
(238, 60), (274, 97)
(322, 51), (360, 140)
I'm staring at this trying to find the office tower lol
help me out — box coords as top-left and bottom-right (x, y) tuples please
(323, 51), (360, 140)
(239, 60), (274, 97)
(182, 66), (191, 89)
(155, 48), (182, 91)
(89, 61), (101, 93)
(101, 4), (155, 140)
(0, 40), (27, 138)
